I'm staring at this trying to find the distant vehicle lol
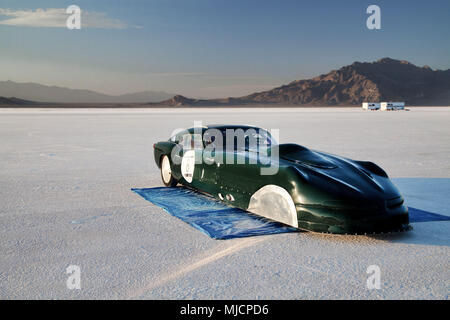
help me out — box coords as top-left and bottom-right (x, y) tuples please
(381, 102), (405, 111)
(362, 102), (380, 110)
(153, 125), (411, 234)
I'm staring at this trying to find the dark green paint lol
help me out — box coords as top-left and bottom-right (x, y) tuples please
(154, 125), (410, 234)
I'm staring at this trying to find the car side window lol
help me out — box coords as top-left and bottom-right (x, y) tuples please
(179, 134), (203, 150)
(169, 130), (188, 144)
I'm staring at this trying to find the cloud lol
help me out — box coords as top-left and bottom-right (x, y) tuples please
(0, 8), (128, 29)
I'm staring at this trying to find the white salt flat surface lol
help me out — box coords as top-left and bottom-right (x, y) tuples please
(0, 107), (449, 299)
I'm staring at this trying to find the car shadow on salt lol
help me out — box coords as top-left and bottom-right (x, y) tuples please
(378, 178), (450, 247)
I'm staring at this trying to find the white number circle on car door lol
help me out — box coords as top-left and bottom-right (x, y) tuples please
(181, 149), (196, 183)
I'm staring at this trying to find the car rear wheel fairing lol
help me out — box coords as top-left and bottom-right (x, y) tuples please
(247, 185), (298, 228)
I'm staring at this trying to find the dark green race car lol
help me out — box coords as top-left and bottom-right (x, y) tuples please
(153, 124), (411, 235)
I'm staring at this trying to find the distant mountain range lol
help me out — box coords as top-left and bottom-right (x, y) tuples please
(0, 80), (173, 103)
(156, 58), (450, 106)
(2, 58), (449, 106)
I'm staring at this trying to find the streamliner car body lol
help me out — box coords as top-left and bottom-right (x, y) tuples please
(153, 125), (410, 234)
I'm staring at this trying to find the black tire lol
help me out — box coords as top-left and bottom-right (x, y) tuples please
(160, 155), (178, 187)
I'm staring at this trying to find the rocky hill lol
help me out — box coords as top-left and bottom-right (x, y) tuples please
(0, 96), (37, 105)
(157, 58), (450, 106)
(157, 95), (251, 107)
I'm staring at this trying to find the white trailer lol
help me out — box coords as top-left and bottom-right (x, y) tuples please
(362, 102), (380, 110)
(380, 102), (405, 111)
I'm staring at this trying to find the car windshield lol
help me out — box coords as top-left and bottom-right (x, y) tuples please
(219, 128), (276, 153)
(174, 127), (277, 154)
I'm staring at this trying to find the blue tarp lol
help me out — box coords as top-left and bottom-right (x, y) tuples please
(131, 187), (450, 239)
(131, 187), (297, 239)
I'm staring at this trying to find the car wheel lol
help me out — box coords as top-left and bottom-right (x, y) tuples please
(160, 155), (178, 187)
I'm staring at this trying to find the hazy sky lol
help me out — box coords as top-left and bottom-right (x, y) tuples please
(1, 0), (449, 98)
